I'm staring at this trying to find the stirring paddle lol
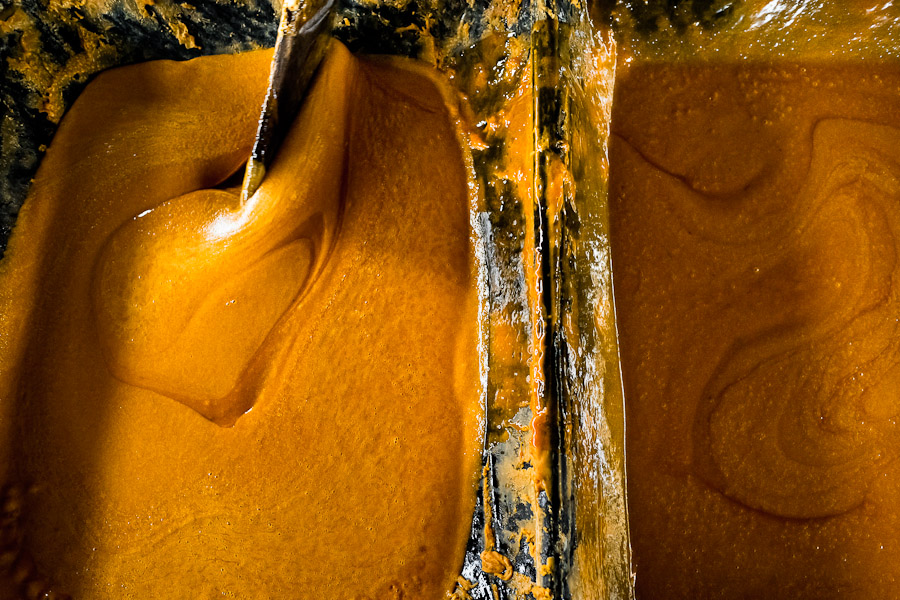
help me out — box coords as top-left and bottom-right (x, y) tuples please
(240, 0), (336, 201)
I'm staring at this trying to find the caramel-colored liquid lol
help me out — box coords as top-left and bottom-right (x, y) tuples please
(0, 43), (483, 597)
(611, 64), (900, 598)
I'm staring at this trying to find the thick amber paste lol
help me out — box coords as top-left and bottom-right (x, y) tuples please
(0, 42), (484, 597)
(611, 64), (900, 598)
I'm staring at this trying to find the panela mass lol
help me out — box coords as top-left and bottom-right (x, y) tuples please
(0, 42), (485, 597)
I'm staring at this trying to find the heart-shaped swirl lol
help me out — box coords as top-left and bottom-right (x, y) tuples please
(91, 46), (353, 426)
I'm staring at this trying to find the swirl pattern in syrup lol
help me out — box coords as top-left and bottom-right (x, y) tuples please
(611, 63), (900, 598)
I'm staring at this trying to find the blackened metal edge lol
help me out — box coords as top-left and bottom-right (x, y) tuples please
(533, 7), (565, 597)
(535, 1), (634, 598)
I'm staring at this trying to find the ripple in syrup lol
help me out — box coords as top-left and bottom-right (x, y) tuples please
(611, 64), (900, 598)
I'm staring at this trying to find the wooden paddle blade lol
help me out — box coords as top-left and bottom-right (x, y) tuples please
(241, 0), (336, 200)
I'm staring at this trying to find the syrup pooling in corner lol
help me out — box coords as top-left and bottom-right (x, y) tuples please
(0, 42), (485, 597)
(610, 63), (900, 598)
